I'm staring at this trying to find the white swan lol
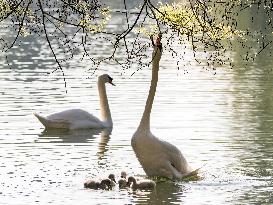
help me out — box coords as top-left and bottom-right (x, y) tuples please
(131, 35), (199, 180)
(34, 74), (115, 129)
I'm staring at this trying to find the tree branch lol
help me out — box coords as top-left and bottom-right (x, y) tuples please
(38, 0), (67, 93)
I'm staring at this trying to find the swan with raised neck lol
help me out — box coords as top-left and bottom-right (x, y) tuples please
(131, 35), (198, 179)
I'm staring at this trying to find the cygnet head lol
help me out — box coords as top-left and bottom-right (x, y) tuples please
(99, 74), (115, 86)
(120, 171), (127, 179)
(127, 176), (136, 184)
(108, 174), (116, 183)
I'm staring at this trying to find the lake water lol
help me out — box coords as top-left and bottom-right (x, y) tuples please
(0, 1), (273, 204)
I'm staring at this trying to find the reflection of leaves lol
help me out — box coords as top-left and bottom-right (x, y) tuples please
(181, 174), (202, 182)
(150, 173), (202, 183)
(150, 175), (170, 183)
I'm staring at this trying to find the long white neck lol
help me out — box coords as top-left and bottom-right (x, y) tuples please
(137, 47), (161, 132)
(98, 79), (112, 126)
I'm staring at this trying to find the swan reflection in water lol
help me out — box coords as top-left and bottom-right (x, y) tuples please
(36, 127), (112, 144)
(130, 179), (184, 205)
(36, 127), (112, 162)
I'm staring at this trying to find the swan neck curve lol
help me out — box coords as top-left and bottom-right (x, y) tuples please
(138, 47), (161, 131)
(98, 79), (112, 126)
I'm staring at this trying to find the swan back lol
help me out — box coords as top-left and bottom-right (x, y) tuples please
(35, 109), (105, 129)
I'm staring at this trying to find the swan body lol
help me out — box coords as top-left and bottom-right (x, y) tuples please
(127, 176), (156, 190)
(131, 35), (198, 180)
(34, 109), (104, 129)
(34, 74), (115, 129)
(132, 130), (193, 179)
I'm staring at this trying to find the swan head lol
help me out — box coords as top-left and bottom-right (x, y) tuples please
(99, 74), (115, 86)
(151, 34), (162, 61)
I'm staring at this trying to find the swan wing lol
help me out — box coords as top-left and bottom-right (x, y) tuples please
(160, 139), (189, 174)
(47, 109), (101, 122)
(35, 109), (103, 129)
(181, 168), (200, 178)
(47, 109), (104, 129)
(34, 113), (70, 129)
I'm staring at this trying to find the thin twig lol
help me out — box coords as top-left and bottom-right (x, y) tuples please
(38, 0), (67, 93)
(6, 0), (32, 51)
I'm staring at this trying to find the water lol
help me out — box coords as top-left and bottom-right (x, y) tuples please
(0, 1), (273, 204)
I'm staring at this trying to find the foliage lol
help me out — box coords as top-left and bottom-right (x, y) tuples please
(1, 0), (273, 88)
(0, 0), (112, 92)
(157, 3), (242, 39)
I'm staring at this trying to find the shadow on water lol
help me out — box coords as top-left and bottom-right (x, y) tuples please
(35, 127), (112, 144)
(130, 180), (184, 205)
(97, 128), (112, 159)
(35, 128), (112, 170)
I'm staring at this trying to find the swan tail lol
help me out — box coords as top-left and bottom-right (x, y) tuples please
(34, 113), (49, 127)
(34, 113), (70, 129)
(181, 168), (201, 179)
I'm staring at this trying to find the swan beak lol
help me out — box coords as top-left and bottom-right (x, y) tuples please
(109, 81), (116, 86)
